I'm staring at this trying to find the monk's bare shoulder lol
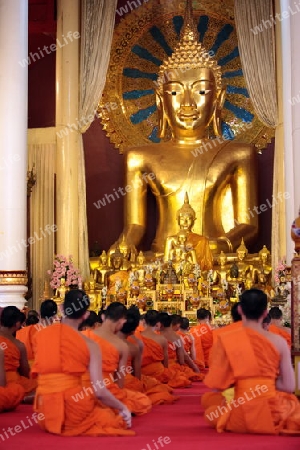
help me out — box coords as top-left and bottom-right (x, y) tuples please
(263, 330), (288, 354)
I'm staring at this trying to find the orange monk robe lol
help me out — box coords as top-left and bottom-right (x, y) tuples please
(139, 334), (191, 388)
(212, 321), (242, 344)
(191, 323), (213, 367)
(203, 327), (300, 434)
(167, 341), (204, 381)
(82, 330), (151, 415)
(125, 338), (177, 405)
(0, 337), (37, 394)
(189, 325), (206, 369)
(269, 324), (291, 349)
(16, 325), (38, 366)
(177, 330), (193, 354)
(187, 232), (213, 271)
(31, 323), (134, 436)
(0, 383), (25, 412)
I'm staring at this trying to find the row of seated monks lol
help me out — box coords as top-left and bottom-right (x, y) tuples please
(0, 286), (299, 436)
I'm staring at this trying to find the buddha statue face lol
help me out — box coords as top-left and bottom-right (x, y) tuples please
(218, 251), (227, 267)
(100, 254), (108, 266)
(111, 254), (123, 270)
(161, 67), (219, 141)
(178, 213), (194, 231)
(137, 251), (145, 266)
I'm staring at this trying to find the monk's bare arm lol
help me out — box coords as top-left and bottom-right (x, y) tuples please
(175, 341), (185, 365)
(117, 343), (129, 388)
(276, 338), (295, 393)
(189, 335), (197, 360)
(183, 350), (200, 372)
(161, 338), (169, 368)
(130, 344), (141, 379)
(0, 349), (6, 387)
(86, 338), (132, 427)
(18, 342), (30, 378)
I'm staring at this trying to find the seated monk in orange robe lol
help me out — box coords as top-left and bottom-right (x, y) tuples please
(0, 347), (24, 412)
(268, 307), (291, 349)
(160, 313), (203, 381)
(190, 308), (213, 367)
(17, 300), (58, 368)
(82, 302), (151, 416)
(0, 306), (37, 396)
(202, 289), (300, 435)
(139, 310), (191, 388)
(177, 316), (205, 371)
(31, 289), (133, 436)
(118, 306), (177, 405)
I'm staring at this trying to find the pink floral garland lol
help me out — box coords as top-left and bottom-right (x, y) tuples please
(47, 254), (82, 290)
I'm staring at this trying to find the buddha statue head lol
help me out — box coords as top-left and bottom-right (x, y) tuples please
(236, 238), (248, 261)
(100, 250), (108, 267)
(111, 248), (123, 270)
(137, 250), (145, 266)
(155, 0), (225, 143)
(176, 192), (196, 232)
(259, 245), (270, 265)
(218, 251), (227, 268)
(119, 234), (131, 260)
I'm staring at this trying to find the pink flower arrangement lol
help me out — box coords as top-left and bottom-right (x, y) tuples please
(47, 254), (82, 290)
(274, 259), (287, 285)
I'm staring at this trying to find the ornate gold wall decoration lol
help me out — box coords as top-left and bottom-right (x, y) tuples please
(99, 0), (273, 153)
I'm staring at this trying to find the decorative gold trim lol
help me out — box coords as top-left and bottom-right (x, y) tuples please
(0, 271), (28, 286)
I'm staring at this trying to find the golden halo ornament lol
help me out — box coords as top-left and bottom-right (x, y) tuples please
(99, 0), (274, 154)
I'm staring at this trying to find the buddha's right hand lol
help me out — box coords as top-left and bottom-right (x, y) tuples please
(119, 406), (132, 428)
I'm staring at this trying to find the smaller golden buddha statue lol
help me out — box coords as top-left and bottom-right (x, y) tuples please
(56, 277), (67, 302)
(94, 250), (110, 285)
(118, 234), (136, 270)
(105, 249), (129, 296)
(167, 229), (197, 274)
(229, 238), (250, 282)
(135, 250), (146, 285)
(86, 278), (100, 312)
(212, 251), (229, 286)
(255, 245), (272, 285)
(164, 193), (213, 271)
(109, 234), (137, 270)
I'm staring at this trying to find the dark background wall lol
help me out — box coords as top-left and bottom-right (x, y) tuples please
(28, 0), (274, 256)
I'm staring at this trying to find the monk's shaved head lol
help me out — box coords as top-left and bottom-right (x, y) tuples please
(103, 302), (127, 322)
(239, 289), (267, 320)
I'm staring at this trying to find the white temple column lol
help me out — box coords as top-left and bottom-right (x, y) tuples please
(0, 0), (28, 308)
(55, 0), (80, 267)
(278, 0), (300, 263)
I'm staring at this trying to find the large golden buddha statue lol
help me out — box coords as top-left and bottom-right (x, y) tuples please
(119, 0), (258, 257)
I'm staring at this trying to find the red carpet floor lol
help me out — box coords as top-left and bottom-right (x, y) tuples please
(1, 384), (299, 450)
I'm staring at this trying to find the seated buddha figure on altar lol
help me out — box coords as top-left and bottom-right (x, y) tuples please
(94, 250), (110, 286)
(104, 248), (129, 296)
(166, 229), (197, 273)
(116, 0), (258, 261)
(212, 250), (229, 285)
(164, 194), (213, 271)
(228, 238), (251, 283)
(109, 234), (136, 271)
(253, 245), (272, 286)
